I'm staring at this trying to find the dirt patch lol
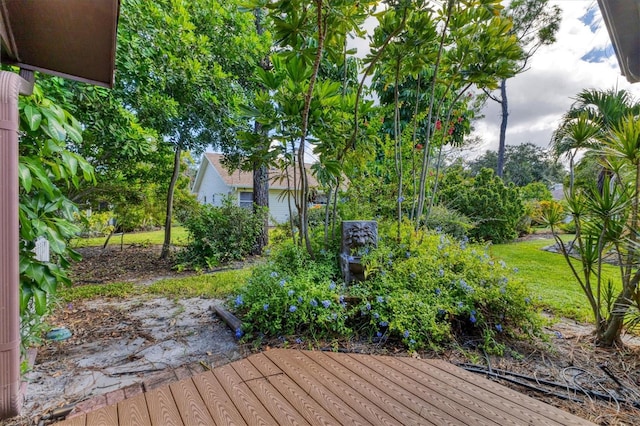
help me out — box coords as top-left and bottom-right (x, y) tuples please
(6, 244), (640, 425)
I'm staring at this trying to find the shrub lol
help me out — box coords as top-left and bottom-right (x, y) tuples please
(232, 221), (540, 354)
(179, 197), (267, 268)
(439, 167), (524, 243)
(424, 204), (473, 240)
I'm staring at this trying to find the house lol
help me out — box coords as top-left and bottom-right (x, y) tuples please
(191, 153), (321, 224)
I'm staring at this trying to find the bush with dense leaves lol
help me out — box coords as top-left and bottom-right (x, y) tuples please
(439, 167), (524, 243)
(180, 198), (266, 268)
(232, 222), (540, 354)
(424, 204), (473, 240)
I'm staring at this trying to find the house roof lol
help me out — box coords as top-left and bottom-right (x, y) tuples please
(597, 0), (640, 83)
(197, 152), (320, 191)
(0, 0), (120, 87)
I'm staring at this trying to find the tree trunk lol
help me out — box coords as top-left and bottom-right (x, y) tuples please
(496, 78), (508, 178)
(161, 148), (181, 259)
(252, 122), (269, 255)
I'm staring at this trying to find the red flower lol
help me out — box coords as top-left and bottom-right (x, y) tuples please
(448, 127), (454, 135)
(435, 120), (442, 131)
(415, 143), (423, 150)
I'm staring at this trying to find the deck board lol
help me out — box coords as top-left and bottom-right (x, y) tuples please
(57, 349), (595, 426)
(118, 393), (151, 426)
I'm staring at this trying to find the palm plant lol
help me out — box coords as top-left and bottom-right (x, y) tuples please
(543, 115), (640, 346)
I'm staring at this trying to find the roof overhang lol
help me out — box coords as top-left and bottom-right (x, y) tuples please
(0, 0), (120, 87)
(597, 0), (640, 83)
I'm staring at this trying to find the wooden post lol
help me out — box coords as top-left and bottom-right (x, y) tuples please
(0, 70), (32, 419)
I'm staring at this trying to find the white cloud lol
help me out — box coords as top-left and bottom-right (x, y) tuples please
(475, 0), (640, 153)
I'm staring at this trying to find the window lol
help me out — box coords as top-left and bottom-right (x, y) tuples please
(203, 196), (207, 204)
(239, 192), (253, 209)
(211, 194), (215, 205)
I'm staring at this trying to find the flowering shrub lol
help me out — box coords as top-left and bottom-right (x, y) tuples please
(232, 223), (540, 354)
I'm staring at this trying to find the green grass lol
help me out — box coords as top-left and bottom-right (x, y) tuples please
(60, 268), (250, 302)
(70, 226), (189, 248)
(490, 237), (620, 323)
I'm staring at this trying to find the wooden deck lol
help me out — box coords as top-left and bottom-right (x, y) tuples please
(57, 349), (594, 425)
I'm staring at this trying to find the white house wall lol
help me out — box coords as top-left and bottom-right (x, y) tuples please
(195, 161), (230, 207)
(269, 189), (295, 224)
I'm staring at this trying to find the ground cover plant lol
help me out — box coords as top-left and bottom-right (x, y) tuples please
(232, 222), (540, 354)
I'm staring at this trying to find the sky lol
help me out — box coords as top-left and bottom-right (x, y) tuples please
(470, 0), (640, 158)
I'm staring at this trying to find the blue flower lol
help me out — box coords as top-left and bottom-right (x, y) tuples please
(469, 314), (477, 324)
(234, 295), (243, 307)
(554, 331), (563, 339)
(513, 267), (519, 273)
(379, 321), (389, 327)
(263, 303), (269, 311)
(310, 299), (318, 307)
(364, 302), (371, 311)
(438, 268), (445, 277)
(409, 339), (416, 345)
(270, 271), (278, 278)
(331, 313), (338, 320)
(376, 296), (384, 303)
(235, 328), (243, 339)
(495, 324), (503, 332)
(347, 255), (355, 262)
(339, 295), (345, 303)
(297, 296), (303, 303)
(405, 251), (411, 258)
(373, 312), (380, 319)
(457, 301), (464, 308)
(435, 288), (442, 296)
(403, 330), (410, 338)
(289, 305), (297, 313)
(471, 310), (476, 315)
(499, 260), (506, 268)
(295, 338), (303, 344)
(410, 273), (416, 279)
(322, 300), (331, 308)
(437, 309), (446, 316)
(398, 196), (405, 203)
(329, 281), (336, 290)
(435, 226), (443, 234)
(280, 279), (286, 287)
(524, 297), (531, 304)
(376, 331), (383, 337)
(288, 289), (295, 296)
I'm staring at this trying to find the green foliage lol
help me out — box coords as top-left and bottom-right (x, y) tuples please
(439, 167), (524, 243)
(423, 204), (473, 240)
(18, 84), (94, 329)
(180, 198), (267, 268)
(233, 223), (539, 353)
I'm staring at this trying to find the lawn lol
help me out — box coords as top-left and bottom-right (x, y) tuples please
(70, 226), (189, 248)
(490, 237), (620, 323)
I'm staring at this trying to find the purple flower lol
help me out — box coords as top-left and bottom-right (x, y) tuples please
(235, 328), (243, 339)
(379, 321), (389, 327)
(289, 305), (297, 313)
(234, 295), (243, 307)
(297, 296), (303, 303)
(403, 330), (410, 338)
(376, 331), (382, 337)
(263, 303), (269, 311)
(310, 299), (318, 307)
(495, 324), (503, 332)
(295, 338), (303, 344)
(364, 302), (371, 311)
(398, 196), (405, 203)
(322, 300), (331, 308)
(554, 331), (563, 339)
(469, 314), (477, 324)
(376, 296), (384, 303)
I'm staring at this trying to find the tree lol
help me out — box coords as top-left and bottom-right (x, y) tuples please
(114, 0), (268, 258)
(469, 143), (565, 186)
(486, 0), (561, 177)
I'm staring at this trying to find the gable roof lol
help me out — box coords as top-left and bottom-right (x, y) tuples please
(195, 153), (320, 192)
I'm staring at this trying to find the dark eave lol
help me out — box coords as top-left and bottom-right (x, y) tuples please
(0, 0), (119, 88)
(597, 0), (640, 84)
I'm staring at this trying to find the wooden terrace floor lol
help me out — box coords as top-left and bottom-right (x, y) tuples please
(57, 349), (594, 425)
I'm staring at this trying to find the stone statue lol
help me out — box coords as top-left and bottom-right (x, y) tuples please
(340, 220), (377, 284)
